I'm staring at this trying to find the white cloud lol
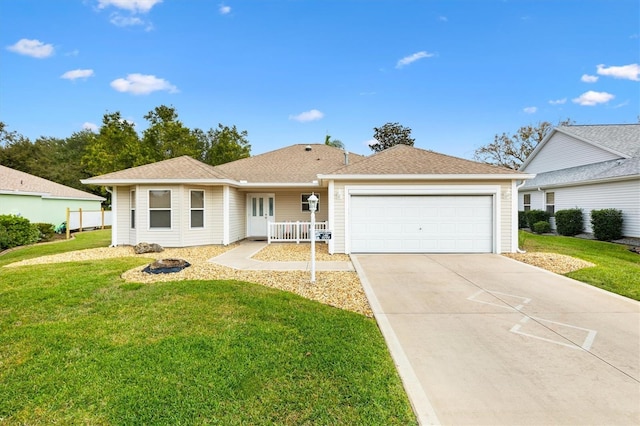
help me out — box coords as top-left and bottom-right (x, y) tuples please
(523, 106), (537, 114)
(110, 73), (178, 95)
(289, 109), (324, 122)
(572, 90), (615, 106)
(83, 122), (99, 132)
(61, 69), (95, 80)
(396, 51), (435, 69)
(219, 4), (231, 14)
(596, 63), (640, 81)
(581, 74), (598, 83)
(365, 139), (378, 147)
(7, 38), (54, 58)
(110, 14), (144, 26)
(548, 98), (567, 105)
(97, 0), (162, 13)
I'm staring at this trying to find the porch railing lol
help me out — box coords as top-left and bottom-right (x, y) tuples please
(267, 221), (328, 243)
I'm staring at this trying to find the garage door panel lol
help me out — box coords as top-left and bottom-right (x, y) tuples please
(350, 195), (493, 253)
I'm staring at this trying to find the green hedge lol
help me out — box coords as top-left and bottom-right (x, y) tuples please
(0, 215), (40, 250)
(555, 208), (584, 236)
(518, 211), (528, 228)
(532, 221), (552, 234)
(525, 209), (550, 229)
(591, 209), (623, 241)
(34, 223), (56, 242)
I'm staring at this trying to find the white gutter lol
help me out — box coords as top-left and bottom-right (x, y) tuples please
(515, 180), (528, 254)
(318, 173), (536, 181)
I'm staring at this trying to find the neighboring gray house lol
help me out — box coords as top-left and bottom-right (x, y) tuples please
(83, 144), (532, 254)
(0, 165), (105, 226)
(518, 124), (640, 238)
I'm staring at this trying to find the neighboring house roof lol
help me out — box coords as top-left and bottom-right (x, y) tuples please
(0, 165), (104, 201)
(321, 144), (527, 178)
(521, 157), (640, 189)
(520, 124), (640, 190)
(82, 143), (529, 186)
(215, 144), (366, 183)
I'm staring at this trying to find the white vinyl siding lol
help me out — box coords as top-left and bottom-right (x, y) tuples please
(550, 180), (640, 237)
(115, 186), (130, 245)
(228, 188), (246, 244)
(270, 190), (328, 223)
(524, 133), (621, 174)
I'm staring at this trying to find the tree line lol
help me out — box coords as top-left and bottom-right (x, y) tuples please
(0, 105), (251, 198)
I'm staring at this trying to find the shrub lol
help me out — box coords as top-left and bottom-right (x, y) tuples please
(0, 215), (40, 250)
(525, 209), (550, 229)
(554, 208), (584, 236)
(34, 223), (56, 242)
(591, 209), (623, 241)
(532, 221), (552, 234)
(518, 211), (528, 229)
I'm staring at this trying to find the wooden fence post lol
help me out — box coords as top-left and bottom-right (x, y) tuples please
(101, 208), (105, 229)
(66, 208), (70, 240)
(79, 208), (83, 232)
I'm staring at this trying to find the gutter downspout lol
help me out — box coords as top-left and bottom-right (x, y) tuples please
(516, 180), (527, 253)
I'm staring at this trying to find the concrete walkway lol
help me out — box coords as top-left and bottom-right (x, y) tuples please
(210, 240), (355, 271)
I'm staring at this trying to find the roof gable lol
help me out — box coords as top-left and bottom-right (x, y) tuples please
(325, 144), (524, 176)
(0, 165), (104, 200)
(521, 124), (640, 172)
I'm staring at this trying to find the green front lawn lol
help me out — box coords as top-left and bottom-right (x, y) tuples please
(520, 231), (640, 301)
(0, 233), (416, 425)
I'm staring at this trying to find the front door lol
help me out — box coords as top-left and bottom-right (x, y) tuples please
(248, 193), (275, 237)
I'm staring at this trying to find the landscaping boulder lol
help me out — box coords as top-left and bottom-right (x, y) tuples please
(134, 242), (164, 254)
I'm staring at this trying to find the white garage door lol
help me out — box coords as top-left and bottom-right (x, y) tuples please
(350, 195), (493, 253)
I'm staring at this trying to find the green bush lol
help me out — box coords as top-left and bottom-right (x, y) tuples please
(518, 211), (528, 228)
(554, 208), (584, 236)
(34, 223), (56, 242)
(532, 221), (552, 234)
(525, 209), (550, 229)
(0, 215), (40, 250)
(591, 209), (623, 241)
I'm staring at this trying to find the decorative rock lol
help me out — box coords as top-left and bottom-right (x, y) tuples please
(143, 258), (191, 274)
(134, 242), (164, 254)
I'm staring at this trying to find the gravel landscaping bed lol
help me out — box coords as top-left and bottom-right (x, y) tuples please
(503, 252), (595, 274)
(4, 242), (597, 317)
(4, 242), (373, 317)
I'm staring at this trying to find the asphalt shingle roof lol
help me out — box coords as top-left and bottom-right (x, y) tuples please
(0, 165), (104, 200)
(214, 144), (366, 183)
(325, 144), (524, 176)
(557, 124), (640, 157)
(83, 156), (229, 182)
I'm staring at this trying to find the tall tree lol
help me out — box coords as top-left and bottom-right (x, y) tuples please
(324, 134), (345, 149)
(474, 119), (573, 170)
(142, 105), (204, 161)
(83, 111), (143, 177)
(201, 123), (251, 166)
(369, 122), (415, 153)
(0, 122), (35, 171)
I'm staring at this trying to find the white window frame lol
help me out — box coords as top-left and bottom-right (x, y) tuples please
(523, 193), (531, 212)
(301, 193), (320, 212)
(190, 189), (205, 229)
(130, 189), (136, 229)
(546, 192), (555, 216)
(148, 189), (172, 230)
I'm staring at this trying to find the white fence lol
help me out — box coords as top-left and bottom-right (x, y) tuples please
(268, 221), (328, 243)
(66, 208), (112, 238)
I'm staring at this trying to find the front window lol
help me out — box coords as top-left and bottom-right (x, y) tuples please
(301, 193), (320, 212)
(523, 193), (531, 212)
(130, 190), (136, 229)
(190, 190), (204, 228)
(546, 192), (555, 216)
(149, 190), (171, 228)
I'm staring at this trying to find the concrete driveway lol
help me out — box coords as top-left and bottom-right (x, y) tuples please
(351, 254), (640, 426)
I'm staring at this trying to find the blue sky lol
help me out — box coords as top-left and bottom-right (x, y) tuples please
(1, 0), (638, 159)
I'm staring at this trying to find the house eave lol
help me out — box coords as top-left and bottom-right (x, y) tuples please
(520, 174), (640, 191)
(318, 173), (534, 181)
(0, 189), (104, 201)
(80, 178), (238, 186)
